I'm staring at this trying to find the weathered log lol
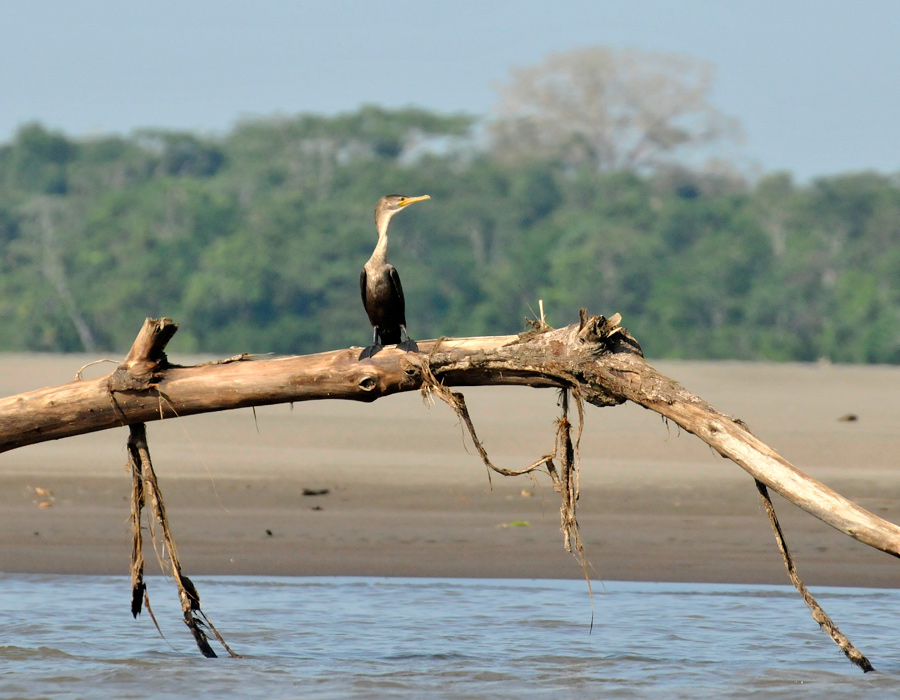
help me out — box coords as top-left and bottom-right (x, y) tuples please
(2, 315), (899, 564)
(2, 313), (892, 669)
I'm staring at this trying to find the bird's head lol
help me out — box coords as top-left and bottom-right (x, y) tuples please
(375, 194), (431, 222)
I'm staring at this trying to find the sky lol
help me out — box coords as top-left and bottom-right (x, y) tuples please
(2, 0), (898, 181)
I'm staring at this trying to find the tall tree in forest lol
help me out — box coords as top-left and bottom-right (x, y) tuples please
(488, 47), (741, 172)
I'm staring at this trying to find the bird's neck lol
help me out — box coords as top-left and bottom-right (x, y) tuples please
(369, 233), (388, 267)
(369, 215), (391, 266)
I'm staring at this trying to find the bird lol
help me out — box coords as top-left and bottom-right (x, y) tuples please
(358, 194), (430, 360)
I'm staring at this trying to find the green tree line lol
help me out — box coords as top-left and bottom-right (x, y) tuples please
(1, 109), (899, 363)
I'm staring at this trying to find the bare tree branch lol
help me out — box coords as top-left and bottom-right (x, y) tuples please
(2, 313), (895, 668)
(2, 315), (899, 563)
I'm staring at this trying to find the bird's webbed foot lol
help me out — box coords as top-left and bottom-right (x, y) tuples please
(398, 325), (418, 354)
(358, 344), (384, 360)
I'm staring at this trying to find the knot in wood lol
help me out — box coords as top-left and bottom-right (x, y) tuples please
(358, 375), (377, 392)
(401, 362), (420, 379)
(401, 368), (421, 390)
(106, 364), (161, 393)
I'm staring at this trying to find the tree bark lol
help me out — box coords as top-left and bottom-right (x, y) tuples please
(2, 315), (899, 563)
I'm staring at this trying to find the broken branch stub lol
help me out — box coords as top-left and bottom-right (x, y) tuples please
(118, 318), (238, 658)
(107, 317), (178, 392)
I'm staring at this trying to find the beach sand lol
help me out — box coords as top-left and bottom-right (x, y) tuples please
(2, 353), (900, 588)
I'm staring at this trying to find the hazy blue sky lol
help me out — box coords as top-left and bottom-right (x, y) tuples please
(2, 0), (898, 180)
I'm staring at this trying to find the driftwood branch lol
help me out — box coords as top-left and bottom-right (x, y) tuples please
(3, 316), (899, 560)
(116, 321), (238, 658)
(127, 422), (238, 658)
(755, 480), (874, 671)
(1, 314), (895, 669)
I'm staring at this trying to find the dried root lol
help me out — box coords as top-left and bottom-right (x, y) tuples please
(127, 423), (239, 658)
(756, 480), (873, 672)
(420, 360), (592, 587)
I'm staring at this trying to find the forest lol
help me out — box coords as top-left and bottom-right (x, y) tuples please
(1, 50), (899, 363)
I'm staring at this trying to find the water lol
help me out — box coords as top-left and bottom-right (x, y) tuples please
(1, 575), (898, 699)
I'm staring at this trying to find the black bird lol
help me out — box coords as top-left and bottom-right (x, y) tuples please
(358, 194), (430, 360)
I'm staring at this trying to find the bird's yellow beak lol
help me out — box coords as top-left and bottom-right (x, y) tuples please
(399, 194), (431, 207)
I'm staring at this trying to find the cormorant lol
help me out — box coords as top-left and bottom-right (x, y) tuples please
(358, 194), (430, 360)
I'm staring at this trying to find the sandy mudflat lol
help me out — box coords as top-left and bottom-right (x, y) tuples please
(2, 353), (900, 588)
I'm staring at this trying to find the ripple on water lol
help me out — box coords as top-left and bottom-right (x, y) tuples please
(0, 575), (899, 699)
